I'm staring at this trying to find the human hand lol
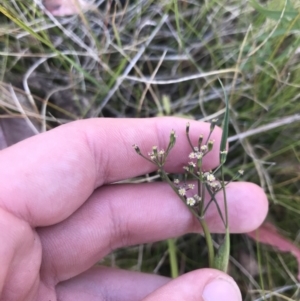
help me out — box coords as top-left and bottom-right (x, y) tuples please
(0, 117), (268, 301)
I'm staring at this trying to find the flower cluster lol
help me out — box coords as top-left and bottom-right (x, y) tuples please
(148, 146), (165, 162)
(133, 130), (176, 167)
(133, 119), (244, 274)
(133, 121), (244, 212)
(173, 179), (201, 207)
(188, 140), (214, 159)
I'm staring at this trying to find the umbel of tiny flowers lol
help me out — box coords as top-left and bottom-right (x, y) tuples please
(133, 122), (244, 273)
(133, 130), (176, 169)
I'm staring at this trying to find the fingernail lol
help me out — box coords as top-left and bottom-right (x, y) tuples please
(202, 277), (242, 301)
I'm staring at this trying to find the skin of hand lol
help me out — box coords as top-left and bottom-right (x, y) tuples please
(43, 0), (93, 16)
(0, 117), (268, 301)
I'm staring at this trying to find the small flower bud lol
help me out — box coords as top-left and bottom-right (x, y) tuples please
(208, 140), (214, 151)
(169, 130), (176, 149)
(186, 122), (190, 135)
(210, 118), (218, 132)
(133, 144), (141, 155)
(152, 146), (158, 157)
(198, 134), (203, 147)
(158, 149), (165, 157)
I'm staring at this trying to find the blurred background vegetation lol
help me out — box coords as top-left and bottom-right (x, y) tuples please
(0, 0), (300, 300)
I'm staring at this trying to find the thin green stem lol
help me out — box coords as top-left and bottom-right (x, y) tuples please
(199, 218), (215, 268)
(212, 164), (230, 273)
(205, 129), (213, 145)
(221, 167), (229, 228)
(197, 163), (202, 214)
(200, 181), (205, 215)
(197, 176), (201, 210)
(186, 134), (194, 150)
(212, 163), (223, 174)
(160, 168), (215, 268)
(167, 238), (179, 278)
(204, 185), (226, 227)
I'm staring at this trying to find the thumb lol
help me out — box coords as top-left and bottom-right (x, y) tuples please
(142, 269), (242, 301)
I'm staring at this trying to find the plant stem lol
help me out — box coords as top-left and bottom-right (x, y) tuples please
(218, 165), (230, 272)
(199, 217), (215, 268)
(167, 238), (179, 278)
(159, 167), (215, 268)
(221, 167), (229, 228)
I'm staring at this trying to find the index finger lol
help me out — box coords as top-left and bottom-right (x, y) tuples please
(0, 117), (222, 226)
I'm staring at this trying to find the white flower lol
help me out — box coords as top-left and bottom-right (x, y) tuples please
(189, 152), (196, 159)
(186, 197), (196, 206)
(188, 162), (196, 168)
(174, 179), (180, 184)
(206, 173), (215, 182)
(195, 152), (203, 159)
(194, 194), (202, 202)
(209, 181), (221, 189)
(178, 187), (186, 196)
(238, 170), (244, 175)
(188, 184), (195, 189)
(201, 145), (208, 151)
(158, 149), (165, 156)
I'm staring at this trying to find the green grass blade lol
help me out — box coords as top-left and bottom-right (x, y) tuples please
(214, 228), (230, 273)
(218, 79), (229, 158)
(167, 238), (179, 278)
(214, 78), (230, 273)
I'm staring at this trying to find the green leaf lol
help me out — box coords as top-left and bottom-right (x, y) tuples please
(218, 79), (229, 163)
(162, 95), (171, 115)
(215, 78), (231, 273)
(167, 238), (179, 278)
(214, 228), (230, 273)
